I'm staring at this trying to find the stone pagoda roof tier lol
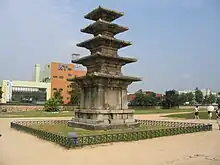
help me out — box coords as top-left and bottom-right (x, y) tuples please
(69, 72), (141, 82)
(84, 6), (124, 22)
(77, 34), (131, 50)
(81, 19), (128, 36)
(72, 52), (137, 66)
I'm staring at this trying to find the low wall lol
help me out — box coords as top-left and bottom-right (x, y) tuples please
(0, 104), (217, 112)
(11, 119), (212, 149)
(0, 104), (77, 112)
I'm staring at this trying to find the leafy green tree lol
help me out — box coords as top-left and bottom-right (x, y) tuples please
(143, 92), (157, 106)
(133, 93), (146, 106)
(217, 97), (220, 105)
(132, 91), (159, 106)
(53, 89), (64, 104)
(204, 94), (217, 104)
(162, 90), (179, 108)
(186, 92), (194, 104)
(209, 94), (217, 104)
(68, 82), (81, 105)
(0, 90), (3, 99)
(178, 93), (187, 105)
(195, 89), (203, 104)
(44, 98), (60, 112)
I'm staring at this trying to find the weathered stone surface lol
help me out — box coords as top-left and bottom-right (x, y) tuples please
(68, 6), (141, 130)
(68, 120), (140, 130)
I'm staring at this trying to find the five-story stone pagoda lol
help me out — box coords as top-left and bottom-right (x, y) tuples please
(68, 6), (141, 130)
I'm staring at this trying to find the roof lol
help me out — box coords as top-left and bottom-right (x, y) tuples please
(81, 19), (128, 35)
(68, 72), (141, 82)
(127, 94), (136, 101)
(72, 52), (137, 66)
(77, 34), (131, 49)
(84, 6), (124, 22)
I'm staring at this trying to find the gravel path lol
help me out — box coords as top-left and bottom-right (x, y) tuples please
(0, 114), (219, 165)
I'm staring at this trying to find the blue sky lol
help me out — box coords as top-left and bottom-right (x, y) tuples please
(0, 0), (219, 93)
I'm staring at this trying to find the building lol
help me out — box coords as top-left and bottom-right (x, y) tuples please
(0, 62), (86, 104)
(0, 80), (51, 104)
(38, 62), (86, 104)
(178, 88), (211, 97)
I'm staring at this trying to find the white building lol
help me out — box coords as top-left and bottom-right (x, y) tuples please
(178, 88), (212, 97)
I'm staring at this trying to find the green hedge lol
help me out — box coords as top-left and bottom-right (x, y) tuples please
(10, 119), (212, 149)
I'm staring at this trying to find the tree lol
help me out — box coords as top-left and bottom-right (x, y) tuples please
(217, 97), (220, 105)
(68, 82), (81, 105)
(131, 91), (159, 106)
(133, 93), (146, 106)
(178, 93), (187, 105)
(209, 94), (217, 104)
(162, 90), (179, 108)
(53, 89), (63, 104)
(44, 98), (60, 112)
(0, 90), (3, 99)
(143, 92), (157, 106)
(204, 94), (217, 105)
(186, 92), (194, 104)
(195, 89), (203, 104)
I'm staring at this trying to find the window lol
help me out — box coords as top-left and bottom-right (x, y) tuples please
(53, 88), (57, 91)
(59, 76), (64, 79)
(53, 76), (57, 78)
(59, 88), (63, 91)
(68, 68), (72, 71)
(68, 73), (72, 77)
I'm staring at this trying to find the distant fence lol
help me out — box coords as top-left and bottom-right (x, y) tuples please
(11, 119), (212, 149)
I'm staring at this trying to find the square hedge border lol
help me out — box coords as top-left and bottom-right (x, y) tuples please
(10, 119), (212, 149)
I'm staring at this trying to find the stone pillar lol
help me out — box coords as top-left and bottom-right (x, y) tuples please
(80, 88), (85, 109)
(97, 85), (104, 109)
(121, 88), (128, 109)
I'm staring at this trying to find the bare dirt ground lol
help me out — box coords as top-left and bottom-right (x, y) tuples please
(0, 114), (219, 165)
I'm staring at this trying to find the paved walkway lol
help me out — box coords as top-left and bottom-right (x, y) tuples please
(0, 114), (220, 165)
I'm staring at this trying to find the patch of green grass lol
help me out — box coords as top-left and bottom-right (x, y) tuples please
(164, 111), (217, 120)
(0, 111), (74, 118)
(0, 108), (201, 118)
(134, 108), (193, 114)
(29, 123), (170, 136)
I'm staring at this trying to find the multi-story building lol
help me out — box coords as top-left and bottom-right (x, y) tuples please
(0, 62), (86, 104)
(0, 79), (51, 104)
(178, 88), (211, 97)
(38, 62), (86, 104)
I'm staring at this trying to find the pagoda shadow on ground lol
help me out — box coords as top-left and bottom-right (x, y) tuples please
(10, 119), (212, 149)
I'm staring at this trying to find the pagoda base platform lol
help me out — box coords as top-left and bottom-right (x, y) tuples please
(67, 109), (140, 130)
(67, 120), (140, 130)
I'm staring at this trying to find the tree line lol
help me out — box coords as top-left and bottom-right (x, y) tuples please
(130, 88), (220, 109)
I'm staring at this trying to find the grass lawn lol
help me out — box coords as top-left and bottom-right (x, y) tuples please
(134, 108), (193, 114)
(0, 108), (195, 118)
(29, 123), (170, 136)
(0, 110), (74, 118)
(164, 111), (217, 120)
